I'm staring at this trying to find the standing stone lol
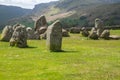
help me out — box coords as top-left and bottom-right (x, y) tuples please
(100, 30), (110, 40)
(26, 27), (41, 40)
(1, 26), (13, 42)
(88, 27), (99, 40)
(95, 18), (104, 36)
(13, 23), (21, 30)
(34, 15), (47, 31)
(10, 25), (28, 48)
(46, 20), (62, 52)
(26, 27), (34, 39)
(62, 29), (70, 37)
(81, 27), (89, 37)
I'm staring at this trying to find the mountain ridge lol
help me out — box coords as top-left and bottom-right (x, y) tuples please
(0, 0), (120, 29)
(29, 0), (120, 27)
(0, 5), (31, 29)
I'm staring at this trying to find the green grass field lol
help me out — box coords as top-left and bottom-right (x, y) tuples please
(0, 30), (120, 80)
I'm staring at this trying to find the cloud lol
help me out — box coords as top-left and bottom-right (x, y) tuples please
(0, 0), (58, 9)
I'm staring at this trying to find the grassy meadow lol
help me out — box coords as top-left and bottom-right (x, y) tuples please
(0, 30), (120, 80)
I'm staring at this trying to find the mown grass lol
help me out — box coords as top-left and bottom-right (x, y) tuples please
(110, 30), (120, 35)
(0, 30), (120, 80)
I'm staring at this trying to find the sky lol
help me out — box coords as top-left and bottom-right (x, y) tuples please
(0, 0), (58, 9)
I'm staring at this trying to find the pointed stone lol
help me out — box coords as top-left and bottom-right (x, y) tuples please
(10, 25), (28, 48)
(34, 15), (47, 31)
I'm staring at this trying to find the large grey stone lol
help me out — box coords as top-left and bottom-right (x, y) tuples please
(46, 20), (62, 52)
(95, 18), (104, 36)
(89, 27), (99, 40)
(1, 25), (13, 42)
(100, 30), (110, 39)
(81, 27), (89, 37)
(10, 25), (28, 48)
(34, 15), (47, 31)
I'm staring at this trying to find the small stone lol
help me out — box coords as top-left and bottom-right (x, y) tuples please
(81, 27), (89, 37)
(89, 27), (99, 40)
(69, 27), (80, 34)
(100, 30), (110, 39)
(62, 29), (70, 37)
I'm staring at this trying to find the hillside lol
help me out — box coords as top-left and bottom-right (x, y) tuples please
(29, 0), (120, 27)
(32, 0), (120, 16)
(1, 0), (120, 29)
(72, 3), (120, 26)
(0, 5), (31, 29)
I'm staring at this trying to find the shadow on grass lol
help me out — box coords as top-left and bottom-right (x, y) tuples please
(27, 46), (37, 48)
(51, 50), (79, 53)
(18, 46), (37, 49)
(61, 50), (79, 53)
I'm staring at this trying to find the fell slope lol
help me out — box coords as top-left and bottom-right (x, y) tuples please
(0, 5), (31, 29)
(30, 0), (120, 27)
(3, 0), (120, 28)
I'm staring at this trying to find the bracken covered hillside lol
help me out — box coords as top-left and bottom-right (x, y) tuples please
(1, 0), (120, 29)
(30, 0), (120, 27)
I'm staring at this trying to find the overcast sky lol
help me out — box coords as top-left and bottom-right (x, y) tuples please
(0, 0), (58, 9)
